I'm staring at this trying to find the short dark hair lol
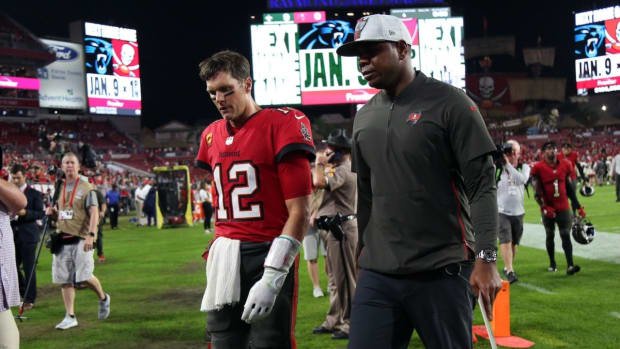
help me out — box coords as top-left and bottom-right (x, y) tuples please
(542, 141), (557, 150)
(11, 164), (26, 175)
(198, 50), (251, 82)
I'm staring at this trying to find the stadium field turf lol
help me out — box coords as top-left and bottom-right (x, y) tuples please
(16, 185), (620, 348)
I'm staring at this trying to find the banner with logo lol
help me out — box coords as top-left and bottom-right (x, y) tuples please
(38, 39), (86, 109)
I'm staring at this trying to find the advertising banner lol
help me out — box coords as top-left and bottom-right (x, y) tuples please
(38, 39), (86, 109)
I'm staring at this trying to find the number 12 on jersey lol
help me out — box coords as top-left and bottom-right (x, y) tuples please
(212, 162), (263, 220)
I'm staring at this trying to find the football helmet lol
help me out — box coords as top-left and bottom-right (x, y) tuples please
(324, 128), (352, 150)
(579, 184), (595, 197)
(572, 217), (595, 244)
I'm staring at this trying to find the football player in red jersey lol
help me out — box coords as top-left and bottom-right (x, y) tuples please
(558, 143), (585, 204)
(194, 50), (315, 349)
(531, 141), (585, 275)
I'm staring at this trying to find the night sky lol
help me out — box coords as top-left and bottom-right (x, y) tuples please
(2, 0), (614, 128)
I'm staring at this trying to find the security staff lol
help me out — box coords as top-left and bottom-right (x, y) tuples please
(311, 129), (357, 340)
(45, 153), (110, 330)
(10, 164), (44, 310)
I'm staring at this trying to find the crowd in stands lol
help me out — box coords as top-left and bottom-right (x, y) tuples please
(2, 120), (617, 191)
(491, 126), (620, 165)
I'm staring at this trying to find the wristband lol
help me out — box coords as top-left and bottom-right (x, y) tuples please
(264, 235), (301, 272)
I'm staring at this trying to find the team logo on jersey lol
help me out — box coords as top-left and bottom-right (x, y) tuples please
(407, 112), (422, 126)
(225, 136), (234, 146)
(300, 123), (311, 142)
(206, 133), (213, 146)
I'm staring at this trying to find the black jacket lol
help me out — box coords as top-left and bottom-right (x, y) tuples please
(12, 187), (44, 244)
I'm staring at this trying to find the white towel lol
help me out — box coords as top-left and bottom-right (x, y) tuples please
(200, 237), (241, 312)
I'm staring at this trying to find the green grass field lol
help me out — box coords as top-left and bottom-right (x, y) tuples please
(15, 185), (620, 348)
(523, 182), (620, 234)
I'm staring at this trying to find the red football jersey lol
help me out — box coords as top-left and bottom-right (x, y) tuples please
(557, 151), (578, 180)
(195, 107), (315, 242)
(530, 159), (573, 212)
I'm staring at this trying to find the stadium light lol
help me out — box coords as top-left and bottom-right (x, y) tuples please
(601, 105), (607, 111)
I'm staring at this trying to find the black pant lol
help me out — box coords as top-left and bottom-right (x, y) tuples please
(202, 202), (213, 229)
(616, 174), (620, 201)
(206, 241), (298, 349)
(15, 239), (38, 303)
(109, 204), (119, 228)
(542, 209), (574, 267)
(349, 263), (474, 349)
(96, 225), (104, 257)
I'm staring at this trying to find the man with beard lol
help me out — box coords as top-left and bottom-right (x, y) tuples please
(531, 141), (586, 275)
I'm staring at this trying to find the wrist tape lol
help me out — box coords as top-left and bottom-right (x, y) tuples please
(264, 235), (301, 272)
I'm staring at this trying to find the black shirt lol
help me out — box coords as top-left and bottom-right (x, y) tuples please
(352, 71), (497, 274)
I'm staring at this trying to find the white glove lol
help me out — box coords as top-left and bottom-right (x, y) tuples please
(241, 267), (286, 323)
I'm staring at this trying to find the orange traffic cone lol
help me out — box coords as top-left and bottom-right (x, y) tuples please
(473, 280), (536, 348)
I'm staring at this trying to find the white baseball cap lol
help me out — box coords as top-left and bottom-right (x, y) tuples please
(337, 14), (412, 57)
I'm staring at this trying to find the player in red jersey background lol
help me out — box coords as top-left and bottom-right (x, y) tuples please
(531, 141), (586, 275)
(195, 50), (315, 349)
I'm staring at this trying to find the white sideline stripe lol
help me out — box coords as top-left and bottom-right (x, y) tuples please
(610, 312), (620, 319)
(520, 223), (620, 264)
(515, 282), (555, 295)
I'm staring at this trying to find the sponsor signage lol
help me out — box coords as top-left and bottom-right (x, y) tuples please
(0, 76), (40, 90)
(574, 5), (620, 95)
(82, 22), (142, 115)
(38, 39), (86, 109)
(251, 9), (462, 106)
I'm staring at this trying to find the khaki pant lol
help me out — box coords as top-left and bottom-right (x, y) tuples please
(136, 201), (146, 225)
(320, 220), (358, 334)
(0, 308), (19, 349)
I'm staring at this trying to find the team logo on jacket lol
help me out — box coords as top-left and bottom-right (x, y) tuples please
(407, 112), (422, 126)
(206, 133), (213, 146)
(225, 136), (234, 146)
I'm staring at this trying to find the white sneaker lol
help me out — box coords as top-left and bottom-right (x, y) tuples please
(56, 314), (78, 330)
(313, 286), (325, 298)
(98, 293), (110, 320)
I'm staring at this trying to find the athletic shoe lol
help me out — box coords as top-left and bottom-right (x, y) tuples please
(22, 302), (34, 311)
(506, 271), (518, 284)
(332, 330), (349, 340)
(312, 286), (325, 298)
(547, 264), (557, 272)
(502, 268), (508, 277)
(56, 314), (78, 330)
(567, 265), (581, 275)
(312, 326), (334, 334)
(98, 293), (111, 320)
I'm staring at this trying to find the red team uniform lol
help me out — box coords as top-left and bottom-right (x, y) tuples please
(557, 151), (578, 180)
(195, 107), (315, 242)
(530, 159), (573, 212)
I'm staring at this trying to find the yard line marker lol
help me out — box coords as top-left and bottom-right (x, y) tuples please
(515, 282), (554, 295)
(610, 312), (620, 319)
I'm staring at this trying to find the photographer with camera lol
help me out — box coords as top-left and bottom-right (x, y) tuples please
(311, 129), (357, 340)
(45, 152), (110, 330)
(496, 140), (530, 284)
